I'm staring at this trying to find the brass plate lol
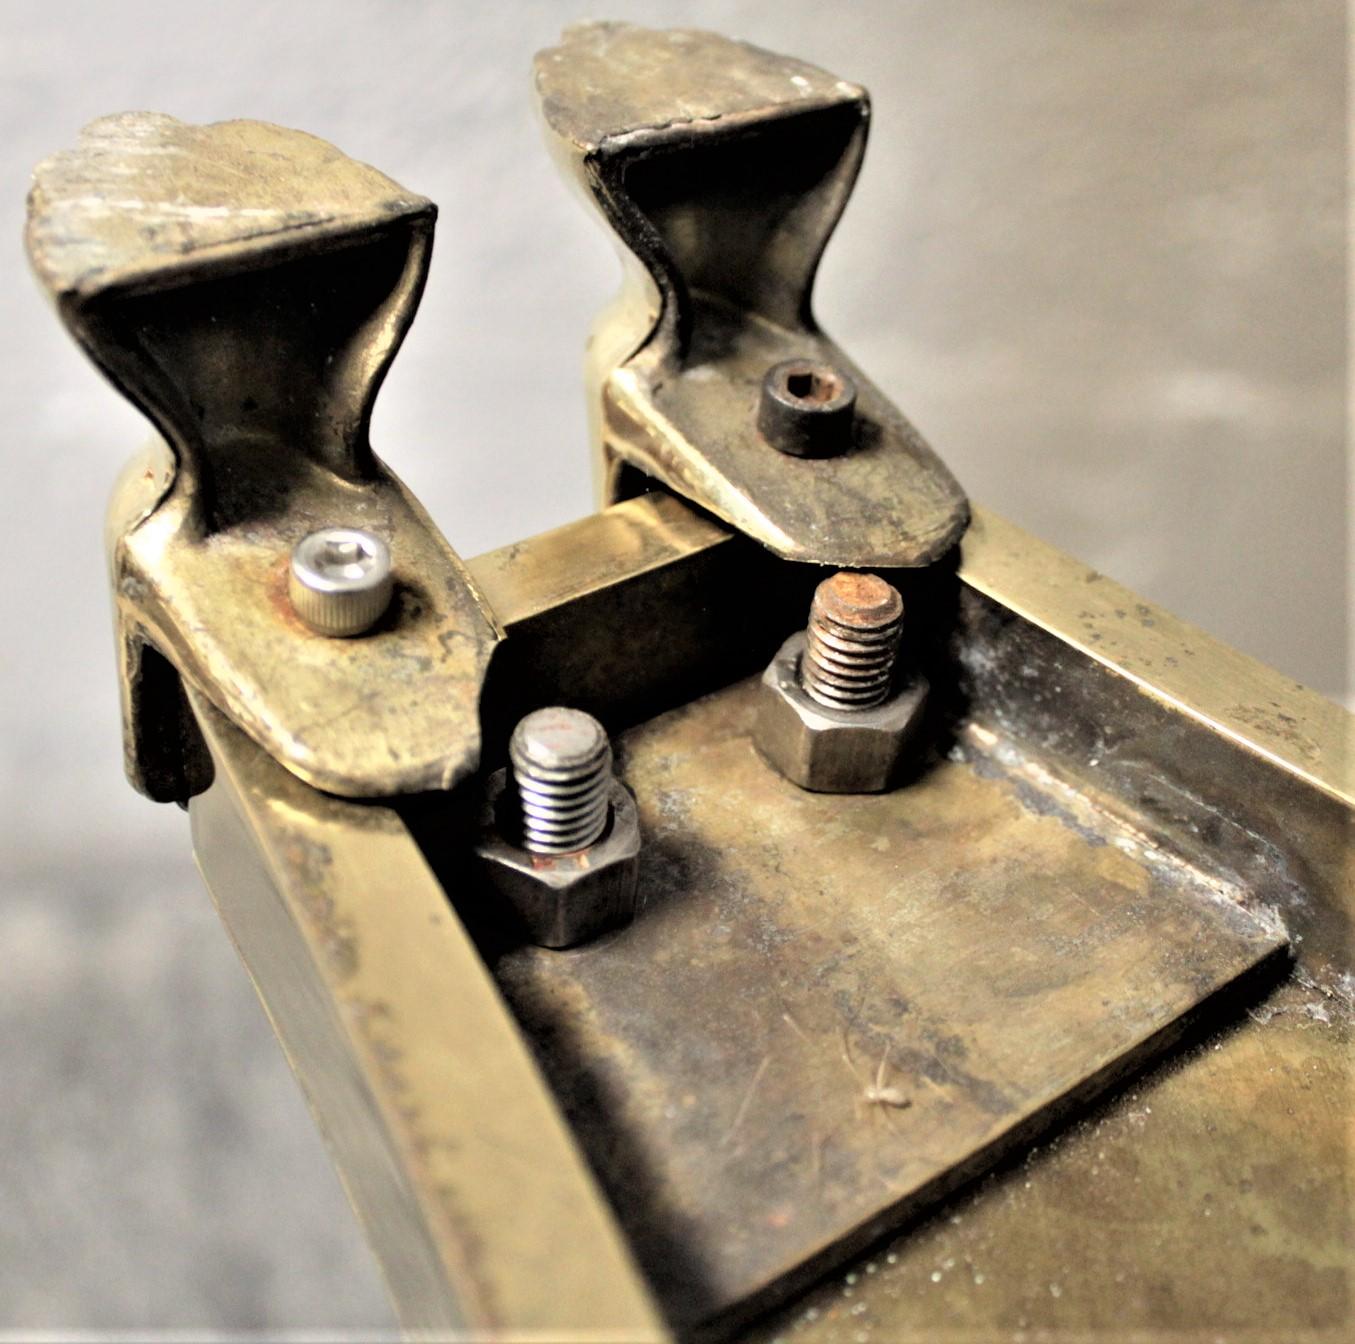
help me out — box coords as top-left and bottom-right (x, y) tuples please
(492, 677), (1287, 1327)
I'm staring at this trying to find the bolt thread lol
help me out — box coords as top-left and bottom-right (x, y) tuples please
(510, 709), (613, 854)
(801, 573), (904, 710)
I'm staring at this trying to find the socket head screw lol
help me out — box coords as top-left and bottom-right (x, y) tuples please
(757, 359), (858, 458)
(288, 528), (393, 637)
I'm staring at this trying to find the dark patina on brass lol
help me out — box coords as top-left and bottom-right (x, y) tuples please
(536, 22), (970, 569)
(25, 113), (502, 800)
(23, 21), (1352, 1344)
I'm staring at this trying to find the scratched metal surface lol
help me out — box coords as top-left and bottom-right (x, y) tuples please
(745, 975), (1351, 1343)
(491, 676), (1286, 1326)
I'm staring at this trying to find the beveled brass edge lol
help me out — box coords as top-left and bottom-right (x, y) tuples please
(959, 507), (1353, 807)
(469, 491), (729, 626)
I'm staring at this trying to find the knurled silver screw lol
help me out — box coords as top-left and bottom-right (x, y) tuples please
(288, 528), (393, 637)
(509, 707), (614, 854)
(801, 572), (904, 710)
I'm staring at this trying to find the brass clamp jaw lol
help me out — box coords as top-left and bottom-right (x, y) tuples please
(537, 22), (969, 569)
(26, 113), (502, 802)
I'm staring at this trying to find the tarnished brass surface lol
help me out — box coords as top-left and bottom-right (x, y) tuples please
(153, 492), (1350, 1338)
(27, 114), (501, 800)
(186, 689), (666, 1341)
(536, 24), (968, 568)
(748, 985), (1351, 1343)
(470, 496), (1345, 1337)
(470, 491), (729, 626)
(953, 513), (1352, 1002)
(493, 677), (1286, 1326)
(958, 510), (1352, 808)
(473, 492), (819, 759)
(745, 512), (1354, 1342)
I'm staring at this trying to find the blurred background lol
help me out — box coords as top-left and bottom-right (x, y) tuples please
(1, 0), (1346, 1331)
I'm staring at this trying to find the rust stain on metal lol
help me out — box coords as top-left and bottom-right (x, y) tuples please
(813, 572), (904, 630)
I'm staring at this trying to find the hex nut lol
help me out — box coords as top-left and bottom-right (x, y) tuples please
(474, 770), (640, 949)
(754, 632), (929, 793)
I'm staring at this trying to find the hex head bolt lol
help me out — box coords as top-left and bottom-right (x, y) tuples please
(476, 708), (640, 948)
(801, 572), (904, 710)
(509, 707), (614, 854)
(753, 570), (925, 794)
(288, 528), (393, 637)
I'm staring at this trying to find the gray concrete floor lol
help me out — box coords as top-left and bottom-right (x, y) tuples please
(0, 0), (1346, 1330)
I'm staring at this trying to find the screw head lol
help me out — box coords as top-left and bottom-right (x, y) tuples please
(288, 528), (393, 637)
(757, 359), (858, 458)
(511, 707), (609, 775)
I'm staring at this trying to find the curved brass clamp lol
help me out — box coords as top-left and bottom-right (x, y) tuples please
(26, 114), (501, 801)
(536, 22), (969, 569)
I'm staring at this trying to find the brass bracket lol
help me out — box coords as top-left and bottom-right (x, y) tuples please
(536, 22), (970, 568)
(26, 114), (502, 800)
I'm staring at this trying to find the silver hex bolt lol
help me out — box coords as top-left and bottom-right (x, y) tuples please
(509, 707), (613, 853)
(288, 527), (393, 637)
(476, 707), (641, 949)
(754, 572), (928, 794)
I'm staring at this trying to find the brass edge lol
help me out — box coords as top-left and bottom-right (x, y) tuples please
(187, 688), (669, 1341)
(469, 491), (732, 626)
(961, 507), (1353, 807)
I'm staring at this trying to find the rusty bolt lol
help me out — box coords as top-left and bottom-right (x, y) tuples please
(802, 572), (905, 709)
(754, 572), (927, 793)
